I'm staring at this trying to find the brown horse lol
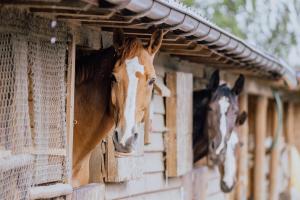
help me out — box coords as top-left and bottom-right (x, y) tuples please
(193, 70), (247, 192)
(73, 29), (163, 186)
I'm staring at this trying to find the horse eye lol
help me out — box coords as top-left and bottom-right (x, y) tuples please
(208, 106), (213, 111)
(148, 78), (156, 85)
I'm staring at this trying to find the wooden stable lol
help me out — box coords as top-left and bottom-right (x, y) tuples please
(1, 1), (300, 200)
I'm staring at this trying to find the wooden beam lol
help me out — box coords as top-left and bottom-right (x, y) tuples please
(66, 30), (76, 197)
(236, 94), (249, 200)
(269, 101), (281, 200)
(254, 96), (268, 200)
(285, 102), (295, 195)
(286, 102), (295, 145)
(294, 104), (300, 151)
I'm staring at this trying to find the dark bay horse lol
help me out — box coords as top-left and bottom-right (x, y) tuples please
(73, 29), (163, 186)
(193, 70), (247, 192)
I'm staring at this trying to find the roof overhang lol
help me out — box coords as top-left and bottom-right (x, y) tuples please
(2, 0), (298, 89)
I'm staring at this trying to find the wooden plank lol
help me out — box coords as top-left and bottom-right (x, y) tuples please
(285, 103), (295, 145)
(72, 183), (104, 200)
(118, 188), (183, 200)
(254, 96), (268, 200)
(90, 124), (145, 183)
(107, 156), (144, 182)
(152, 114), (167, 133)
(285, 102), (295, 194)
(182, 171), (193, 200)
(143, 152), (164, 173)
(89, 142), (105, 183)
(105, 172), (182, 200)
(192, 167), (209, 200)
(144, 133), (164, 152)
(165, 72), (193, 177)
(294, 104), (300, 151)
(166, 72), (178, 176)
(30, 184), (72, 200)
(152, 94), (165, 114)
(236, 94), (249, 200)
(207, 178), (222, 195)
(66, 31), (76, 188)
(207, 192), (226, 200)
(269, 102), (281, 200)
(105, 133), (117, 182)
(176, 72), (193, 176)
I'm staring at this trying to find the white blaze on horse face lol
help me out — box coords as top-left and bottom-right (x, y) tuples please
(216, 96), (230, 154)
(120, 56), (144, 145)
(222, 131), (238, 188)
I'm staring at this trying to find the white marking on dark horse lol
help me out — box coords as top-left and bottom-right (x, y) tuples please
(120, 56), (144, 145)
(216, 96), (230, 154)
(222, 131), (238, 188)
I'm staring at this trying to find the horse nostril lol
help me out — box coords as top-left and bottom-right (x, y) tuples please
(220, 180), (234, 193)
(114, 131), (119, 141)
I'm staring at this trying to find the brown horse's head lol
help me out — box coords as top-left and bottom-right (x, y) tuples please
(204, 70), (247, 192)
(111, 29), (163, 154)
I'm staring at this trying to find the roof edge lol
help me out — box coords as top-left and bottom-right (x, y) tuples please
(104, 0), (298, 89)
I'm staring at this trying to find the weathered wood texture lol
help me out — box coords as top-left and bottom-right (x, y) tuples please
(236, 94), (249, 200)
(75, 25), (102, 49)
(166, 72), (193, 177)
(72, 183), (104, 200)
(285, 102), (295, 194)
(66, 31), (76, 199)
(269, 102), (281, 200)
(89, 125), (145, 183)
(189, 167), (226, 200)
(254, 96), (268, 200)
(294, 103), (300, 151)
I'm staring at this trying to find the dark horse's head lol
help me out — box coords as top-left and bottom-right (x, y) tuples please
(193, 70), (247, 193)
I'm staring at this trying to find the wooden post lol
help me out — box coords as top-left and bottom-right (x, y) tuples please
(165, 72), (193, 177)
(236, 94), (249, 200)
(295, 104), (300, 151)
(286, 102), (295, 145)
(285, 102), (295, 195)
(66, 32), (76, 197)
(269, 102), (281, 200)
(254, 96), (268, 200)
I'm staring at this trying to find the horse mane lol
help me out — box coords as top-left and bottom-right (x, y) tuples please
(75, 37), (144, 85)
(115, 37), (144, 67)
(75, 47), (116, 85)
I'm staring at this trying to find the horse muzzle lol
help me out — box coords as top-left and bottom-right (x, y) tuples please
(112, 131), (138, 155)
(220, 180), (235, 193)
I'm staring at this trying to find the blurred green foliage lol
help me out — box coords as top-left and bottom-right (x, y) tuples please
(180, 0), (300, 66)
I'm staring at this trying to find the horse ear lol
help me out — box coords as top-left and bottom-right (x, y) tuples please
(147, 29), (163, 55)
(236, 111), (247, 126)
(113, 28), (125, 50)
(232, 74), (245, 95)
(207, 70), (219, 92)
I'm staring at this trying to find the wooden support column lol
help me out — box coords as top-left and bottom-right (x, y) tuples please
(286, 103), (295, 145)
(236, 94), (249, 200)
(66, 32), (76, 198)
(254, 96), (268, 200)
(285, 102), (295, 194)
(269, 102), (281, 200)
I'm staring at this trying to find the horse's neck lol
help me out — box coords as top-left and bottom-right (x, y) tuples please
(73, 47), (116, 167)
